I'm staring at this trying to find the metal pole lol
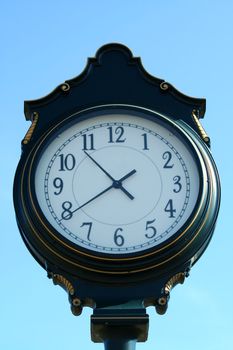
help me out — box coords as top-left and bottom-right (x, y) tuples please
(104, 337), (137, 350)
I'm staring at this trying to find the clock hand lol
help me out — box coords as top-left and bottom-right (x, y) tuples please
(84, 150), (115, 181)
(60, 184), (114, 221)
(119, 169), (136, 182)
(113, 169), (136, 200)
(84, 150), (135, 200)
(60, 169), (136, 221)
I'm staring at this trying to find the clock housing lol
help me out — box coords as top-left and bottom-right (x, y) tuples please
(14, 104), (219, 283)
(13, 44), (220, 311)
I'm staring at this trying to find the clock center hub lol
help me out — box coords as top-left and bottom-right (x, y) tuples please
(112, 180), (121, 189)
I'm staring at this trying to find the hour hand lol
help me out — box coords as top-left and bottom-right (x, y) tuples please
(113, 169), (137, 200)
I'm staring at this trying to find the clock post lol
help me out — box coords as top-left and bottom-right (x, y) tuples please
(91, 303), (149, 350)
(14, 43), (220, 350)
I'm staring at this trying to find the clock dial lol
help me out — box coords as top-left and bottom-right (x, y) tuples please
(34, 108), (200, 255)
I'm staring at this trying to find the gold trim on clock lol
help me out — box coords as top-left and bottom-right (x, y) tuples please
(192, 109), (210, 145)
(52, 273), (75, 295)
(22, 111), (39, 144)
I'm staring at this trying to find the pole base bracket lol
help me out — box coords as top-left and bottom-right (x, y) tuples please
(91, 308), (149, 343)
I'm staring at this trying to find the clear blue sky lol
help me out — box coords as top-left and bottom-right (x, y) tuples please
(1, 1), (232, 349)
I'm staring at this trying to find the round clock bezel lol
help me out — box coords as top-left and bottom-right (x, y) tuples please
(20, 104), (209, 270)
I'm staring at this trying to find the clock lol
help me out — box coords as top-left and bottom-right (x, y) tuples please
(14, 104), (219, 281)
(14, 44), (221, 340)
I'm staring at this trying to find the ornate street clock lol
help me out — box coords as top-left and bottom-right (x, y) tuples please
(14, 44), (220, 347)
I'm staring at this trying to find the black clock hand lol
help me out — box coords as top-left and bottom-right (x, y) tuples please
(113, 169), (136, 200)
(119, 169), (136, 182)
(84, 151), (135, 200)
(84, 150), (115, 181)
(60, 169), (136, 221)
(62, 184), (114, 219)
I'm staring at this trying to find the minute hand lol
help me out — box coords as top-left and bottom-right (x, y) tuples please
(65, 184), (114, 219)
(61, 169), (136, 221)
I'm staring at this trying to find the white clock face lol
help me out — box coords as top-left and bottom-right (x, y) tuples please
(34, 107), (200, 255)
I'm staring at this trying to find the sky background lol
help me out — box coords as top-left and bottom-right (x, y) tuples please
(1, 1), (232, 349)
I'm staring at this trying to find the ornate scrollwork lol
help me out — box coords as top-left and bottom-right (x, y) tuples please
(192, 109), (210, 146)
(160, 81), (169, 91)
(60, 82), (70, 92)
(164, 272), (185, 295)
(22, 112), (39, 144)
(155, 272), (185, 315)
(52, 273), (75, 295)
